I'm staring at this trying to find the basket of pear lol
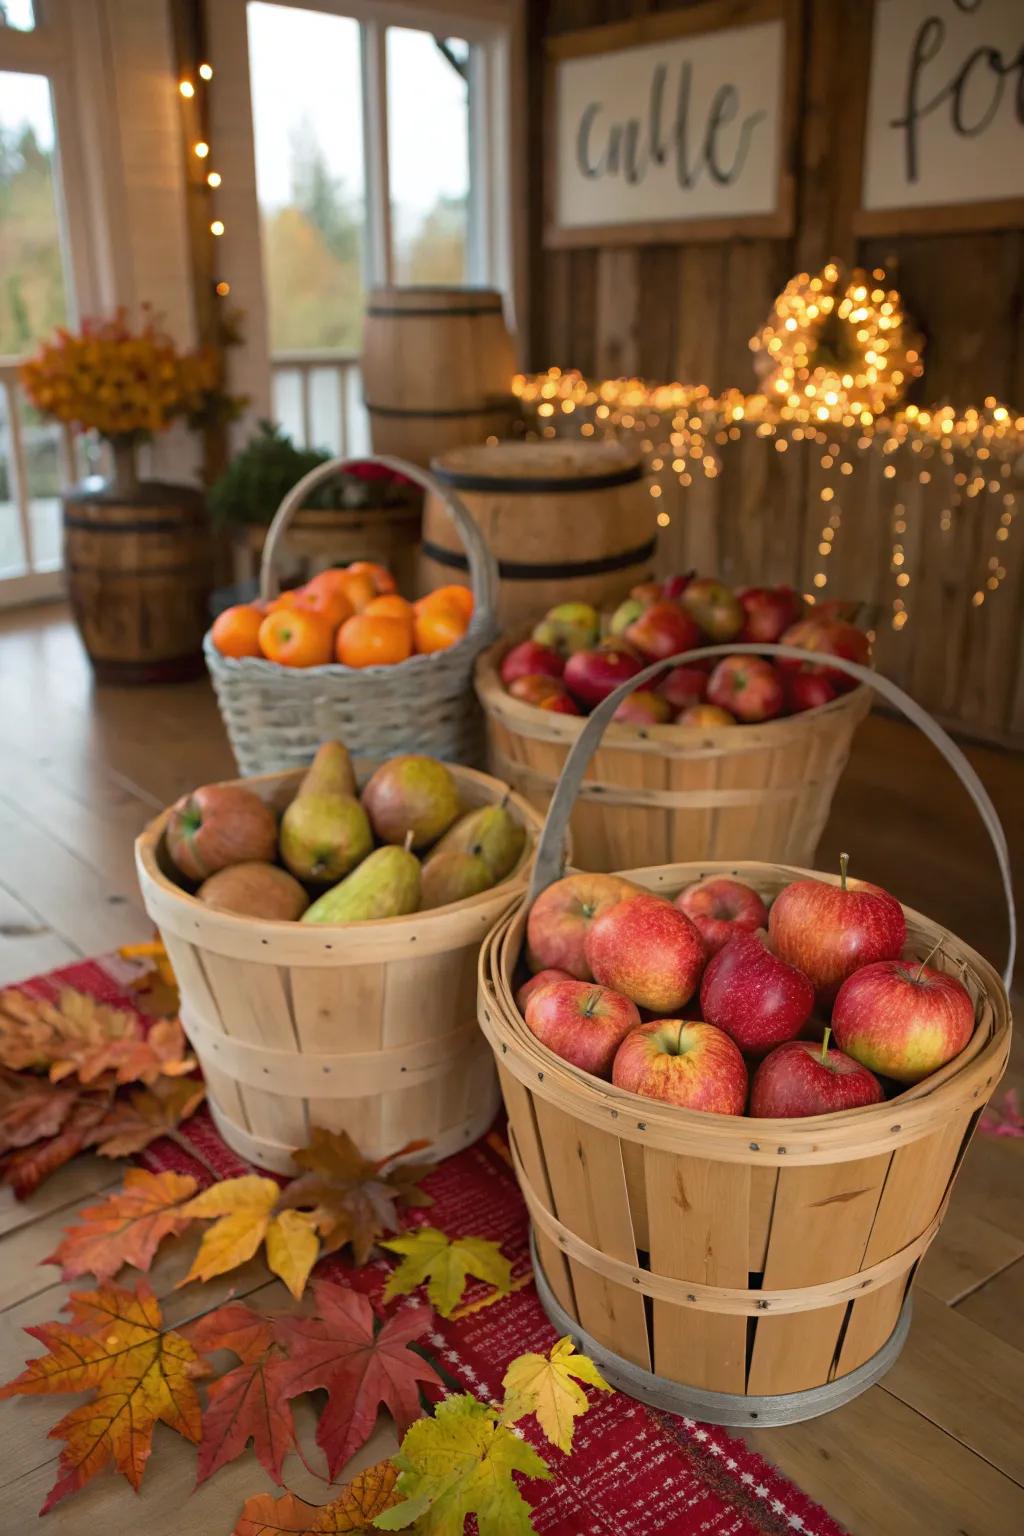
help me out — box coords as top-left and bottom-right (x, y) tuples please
(135, 741), (544, 1172)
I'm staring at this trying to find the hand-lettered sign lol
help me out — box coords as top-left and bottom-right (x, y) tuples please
(546, 1), (797, 247)
(860, 0), (1024, 232)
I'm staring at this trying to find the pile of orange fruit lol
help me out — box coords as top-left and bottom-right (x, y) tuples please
(210, 563), (474, 669)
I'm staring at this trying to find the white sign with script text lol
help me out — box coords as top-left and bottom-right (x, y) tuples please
(863, 0), (1024, 214)
(553, 19), (785, 233)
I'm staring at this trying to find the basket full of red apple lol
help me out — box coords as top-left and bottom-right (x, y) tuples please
(474, 575), (874, 873)
(474, 653), (1012, 1424)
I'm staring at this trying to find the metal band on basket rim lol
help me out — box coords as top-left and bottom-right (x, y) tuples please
(510, 1131), (944, 1314)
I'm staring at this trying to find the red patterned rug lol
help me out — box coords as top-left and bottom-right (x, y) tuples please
(13, 955), (849, 1536)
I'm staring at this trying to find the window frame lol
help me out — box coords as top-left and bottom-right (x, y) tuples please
(208, 0), (524, 440)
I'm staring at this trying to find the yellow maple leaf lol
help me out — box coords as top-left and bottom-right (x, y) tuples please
(380, 1227), (512, 1318)
(180, 1175), (320, 1300)
(500, 1336), (612, 1453)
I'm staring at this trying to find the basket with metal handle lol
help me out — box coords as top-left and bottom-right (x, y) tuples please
(477, 644), (1014, 1426)
(205, 454), (500, 775)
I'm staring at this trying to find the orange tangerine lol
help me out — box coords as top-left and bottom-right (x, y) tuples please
(364, 593), (415, 628)
(416, 583), (473, 622)
(211, 603), (264, 659)
(347, 560), (396, 595)
(336, 613), (413, 668)
(293, 583), (354, 629)
(258, 608), (335, 667)
(414, 603), (468, 655)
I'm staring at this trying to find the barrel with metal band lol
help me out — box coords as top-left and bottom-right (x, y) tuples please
(361, 286), (517, 466)
(421, 439), (655, 628)
(476, 643), (1014, 1426)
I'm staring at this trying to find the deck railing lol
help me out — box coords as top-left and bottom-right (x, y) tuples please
(269, 350), (368, 457)
(0, 355), (78, 602)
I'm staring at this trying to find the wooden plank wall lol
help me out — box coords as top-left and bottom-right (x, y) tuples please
(524, 0), (1024, 745)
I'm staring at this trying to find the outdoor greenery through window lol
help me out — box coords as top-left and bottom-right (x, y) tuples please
(247, 2), (474, 354)
(0, 1), (35, 33)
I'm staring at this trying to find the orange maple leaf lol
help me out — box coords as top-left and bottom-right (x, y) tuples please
(46, 1168), (199, 1283)
(233, 1458), (400, 1534)
(0, 1065), (79, 1152)
(0, 986), (196, 1085)
(87, 1075), (206, 1157)
(0, 1281), (201, 1512)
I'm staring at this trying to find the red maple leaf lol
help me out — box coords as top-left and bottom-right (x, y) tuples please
(272, 1280), (440, 1479)
(186, 1301), (296, 1485)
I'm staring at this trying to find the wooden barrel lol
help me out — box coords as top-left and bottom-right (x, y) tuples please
(136, 762), (545, 1174)
(421, 440), (655, 626)
(479, 862), (1010, 1425)
(476, 637), (871, 871)
(231, 500), (422, 598)
(361, 286), (518, 466)
(64, 480), (211, 684)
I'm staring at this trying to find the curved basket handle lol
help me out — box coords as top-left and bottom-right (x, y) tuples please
(528, 642), (1016, 990)
(258, 453), (499, 624)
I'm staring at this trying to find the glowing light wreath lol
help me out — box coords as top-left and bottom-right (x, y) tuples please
(751, 264), (925, 424)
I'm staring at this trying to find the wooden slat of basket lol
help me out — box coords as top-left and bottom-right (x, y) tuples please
(749, 1164), (780, 1271)
(160, 933), (249, 1131)
(644, 1149), (750, 1393)
(833, 1276), (909, 1382)
(746, 1154), (893, 1396)
(498, 1067), (576, 1319)
(531, 1097), (652, 1371)
(292, 963), (383, 1151)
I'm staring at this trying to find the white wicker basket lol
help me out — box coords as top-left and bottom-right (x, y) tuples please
(205, 455), (499, 775)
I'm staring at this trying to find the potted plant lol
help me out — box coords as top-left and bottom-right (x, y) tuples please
(20, 308), (230, 683)
(210, 422), (422, 596)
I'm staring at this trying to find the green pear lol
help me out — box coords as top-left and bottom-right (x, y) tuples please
(421, 850), (494, 909)
(361, 755), (460, 849)
(279, 742), (372, 882)
(429, 803), (526, 883)
(302, 844), (421, 923)
(531, 601), (599, 657)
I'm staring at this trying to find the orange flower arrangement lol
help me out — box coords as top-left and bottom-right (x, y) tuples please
(19, 306), (222, 443)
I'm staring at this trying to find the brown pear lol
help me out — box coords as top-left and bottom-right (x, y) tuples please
(421, 850), (494, 909)
(279, 742), (372, 883)
(361, 755), (460, 849)
(302, 843), (421, 923)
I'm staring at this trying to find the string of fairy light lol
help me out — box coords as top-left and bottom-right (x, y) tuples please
(178, 59), (231, 300)
(515, 266), (1023, 633)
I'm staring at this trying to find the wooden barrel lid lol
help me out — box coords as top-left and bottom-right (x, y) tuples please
(367, 286), (505, 318)
(430, 439), (644, 493)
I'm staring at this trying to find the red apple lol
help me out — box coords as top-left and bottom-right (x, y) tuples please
(675, 876), (769, 955)
(629, 580), (663, 606)
(536, 689), (582, 715)
(508, 673), (564, 706)
(700, 931), (814, 1056)
(814, 598), (862, 623)
(831, 957), (975, 1083)
(516, 967), (574, 1012)
(768, 857), (907, 1006)
(527, 873), (640, 980)
(564, 646), (643, 708)
(706, 656), (785, 723)
(623, 600), (702, 662)
(750, 1037), (884, 1117)
(501, 641), (564, 687)
(613, 689), (672, 726)
(612, 1019), (747, 1114)
(662, 572), (695, 601)
(779, 618), (870, 693)
(657, 664), (709, 712)
(677, 703), (736, 727)
(737, 585), (804, 644)
(785, 672), (837, 714)
(585, 893), (705, 1012)
(681, 578), (745, 641)
(525, 979), (640, 1077)
(166, 784), (278, 882)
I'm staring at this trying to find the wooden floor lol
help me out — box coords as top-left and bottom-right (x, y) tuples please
(0, 601), (1021, 1535)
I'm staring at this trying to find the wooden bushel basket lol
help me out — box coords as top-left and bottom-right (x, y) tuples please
(477, 646), (1015, 1426)
(136, 763), (544, 1174)
(476, 638), (872, 871)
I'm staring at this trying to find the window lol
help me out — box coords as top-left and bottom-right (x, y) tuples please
(0, 52), (74, 592)
(236, 0), (514, 456)
(0, 2), (36, 33)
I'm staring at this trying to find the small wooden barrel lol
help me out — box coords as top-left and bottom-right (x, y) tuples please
(231, 501), (422, 598)
(136, 762), (544, 1174)
(421, 441), (655, 627)
(477, 655), (1014, 1424)
(479, 863), (1010, 1426)
(64, 481), (211, 684)
(476, 638), (871, 871)
(361, 287), (517, 467)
